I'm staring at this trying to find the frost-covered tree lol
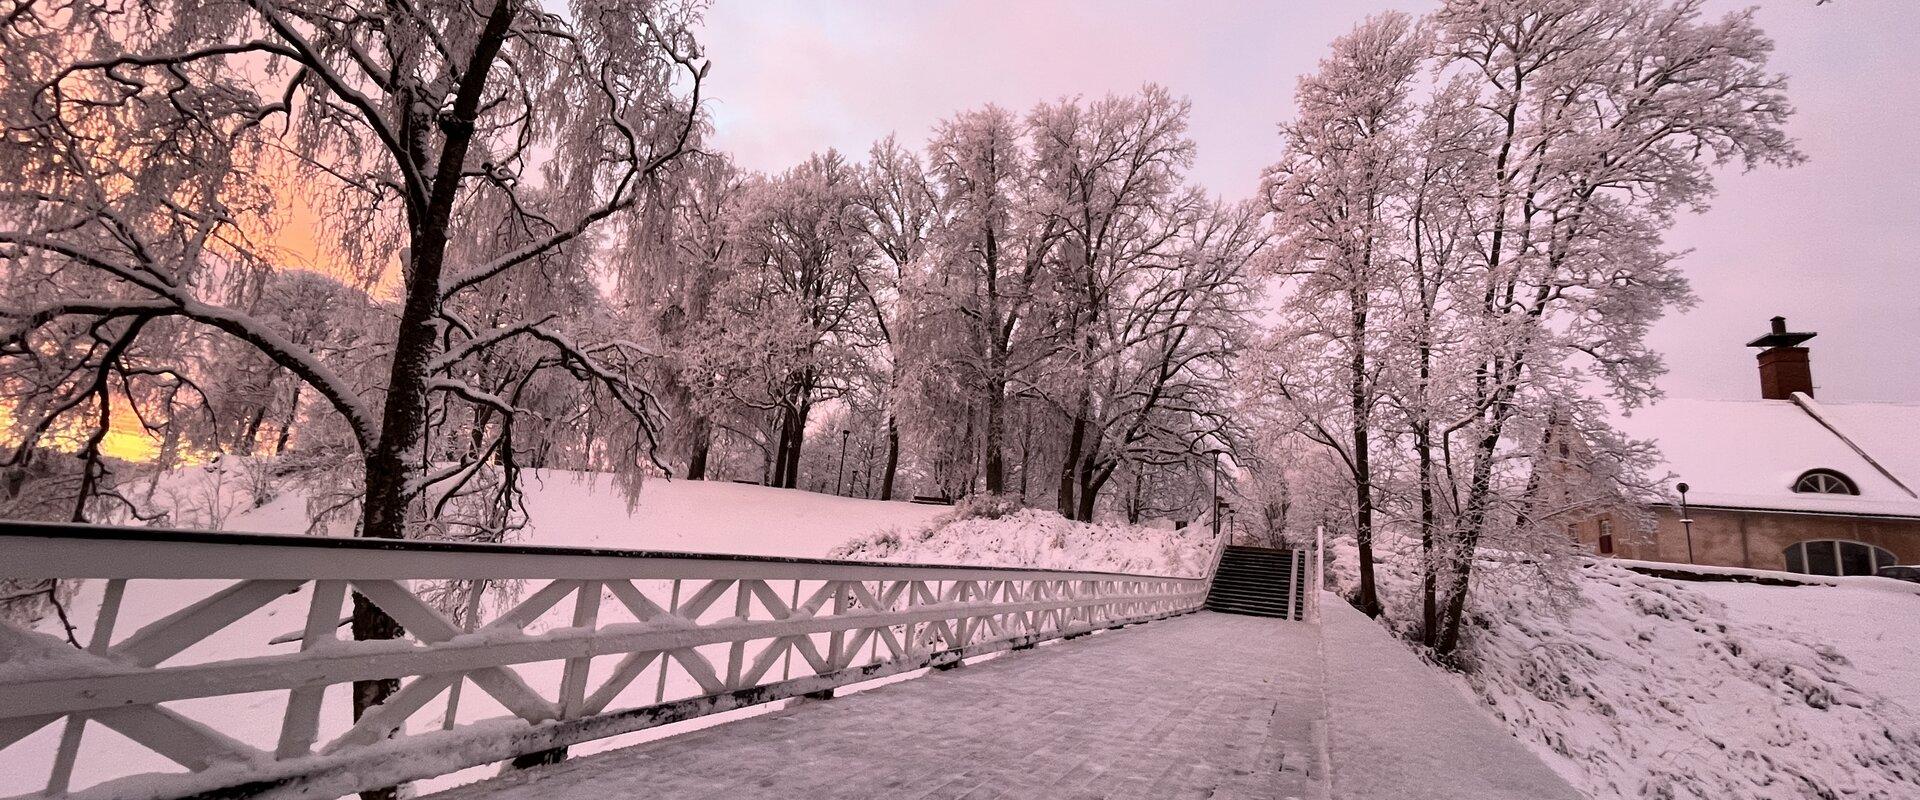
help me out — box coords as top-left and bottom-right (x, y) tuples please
(853, 136), (939, 499)
(1261, 12), (1427, 617)
(1257, 0), (1800, 655)
(913, 106), (1061, 497)
(1422, 0), (1802, 655)
(0, 0), (706, 779)
(613, 153), (742, 481)
(682, 151), (874, 488)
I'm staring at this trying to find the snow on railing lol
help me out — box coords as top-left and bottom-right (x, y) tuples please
(0, 522), (1209, 799)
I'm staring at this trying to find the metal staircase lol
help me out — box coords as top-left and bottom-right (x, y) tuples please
(1205, 545), (1307, 620)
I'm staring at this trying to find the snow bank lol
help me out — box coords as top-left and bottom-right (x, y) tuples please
(1611, 557), (1920, 594)
(1459, 561), (1920, 799)
(827, 508), (1214, 578)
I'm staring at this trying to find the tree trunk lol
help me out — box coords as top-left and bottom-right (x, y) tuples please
(686, 415), (710, 480)
(1416, 420), (1438, 647)
(1435, 428), (1502, 657)
(777, 398), (811, 490)
(1057, 407), (1086, 517)
(879, 416), (899, 501)
(769, 421), (784, 488)
(351, 6), (517, 794)
(274, 383), (301, 455)
(1075, 454), (1104, 523)
(1349, 297), (1381, 618)
(982, 381), (1005, 494)
(241, 403), (268, 456)
(1126, 471), (1143, 524)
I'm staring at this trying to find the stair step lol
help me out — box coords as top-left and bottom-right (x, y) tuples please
(1207, 604), (1295, 619)
(1212, 575), (1293, 587)
(1214, 571), (1290, 582)
(1205, 579), (1282, 590)
(1213, 587), (1290, 598)
(1206, 599), (1290, 612)
(1216, 564), (1293, 575)
(1213, 569), (1291, 579)
(1210, 579), (1290, 591)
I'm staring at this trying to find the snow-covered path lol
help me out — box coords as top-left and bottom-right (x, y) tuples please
(426, 611), (1326, 800)
(422, 607), (1580, 800)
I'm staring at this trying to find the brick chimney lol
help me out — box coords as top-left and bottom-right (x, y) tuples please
(1745, 316), (1817, 399)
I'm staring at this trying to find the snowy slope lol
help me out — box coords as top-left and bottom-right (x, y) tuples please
(828, 508), (1215, 578)
(134, 467), (951, 557)
(1459, 562), (1920, 799)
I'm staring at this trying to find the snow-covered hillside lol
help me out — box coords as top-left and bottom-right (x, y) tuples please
(135, 466), (951, 558)
(1460, 563), (1920, 799)
(829, 507), (1215, 578)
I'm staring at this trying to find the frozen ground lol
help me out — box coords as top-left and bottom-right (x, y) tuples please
(1459, 562), (1920, 799)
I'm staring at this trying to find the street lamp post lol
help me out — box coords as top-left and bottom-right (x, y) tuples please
(1208, 449), (1226, 539)
(1677, 481), (1696, 564)
(837, 429), (850, 496)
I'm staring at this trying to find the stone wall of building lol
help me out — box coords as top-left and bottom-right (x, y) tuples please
(1576, 506), (1920, 571)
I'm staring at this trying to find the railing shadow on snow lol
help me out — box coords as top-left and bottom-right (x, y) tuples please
(0, 521), (1219, 799)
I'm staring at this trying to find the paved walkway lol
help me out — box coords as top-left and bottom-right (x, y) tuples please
(427, 607), (1580, 800)
(1317, 599), (1582, 800)
(428, 612), (1326, 800)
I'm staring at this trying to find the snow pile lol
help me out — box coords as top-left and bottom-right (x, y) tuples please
(828, 508), (1213, 578)
(1459, 562), (1920, 799)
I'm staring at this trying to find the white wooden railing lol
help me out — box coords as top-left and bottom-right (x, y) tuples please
(0, 522), (1213, 799)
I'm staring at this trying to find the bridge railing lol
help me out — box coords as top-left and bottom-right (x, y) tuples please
(0, 522), (1209, 799)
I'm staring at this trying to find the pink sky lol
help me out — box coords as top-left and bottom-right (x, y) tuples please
(700, 0), (1920, 403)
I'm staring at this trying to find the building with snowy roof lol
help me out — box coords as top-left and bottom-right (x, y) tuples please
(1578, 317), (1920, 576)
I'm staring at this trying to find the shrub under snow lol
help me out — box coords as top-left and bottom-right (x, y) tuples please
(1458, 562), (1920, 799)
(829, 507), (1213, 578)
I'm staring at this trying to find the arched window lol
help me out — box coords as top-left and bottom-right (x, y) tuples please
(1792, 469), (1858, 495)
(1783, 540), (1897, 576)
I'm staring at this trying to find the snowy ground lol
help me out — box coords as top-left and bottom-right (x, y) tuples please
(135, 466), (952, 557)
(1457, 562), (1920, 799)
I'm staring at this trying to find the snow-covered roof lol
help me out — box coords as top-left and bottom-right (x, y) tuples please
(1611, 393), (1920, 518)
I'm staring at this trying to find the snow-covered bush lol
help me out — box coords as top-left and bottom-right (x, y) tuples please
(952, 492), (1024, 521)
